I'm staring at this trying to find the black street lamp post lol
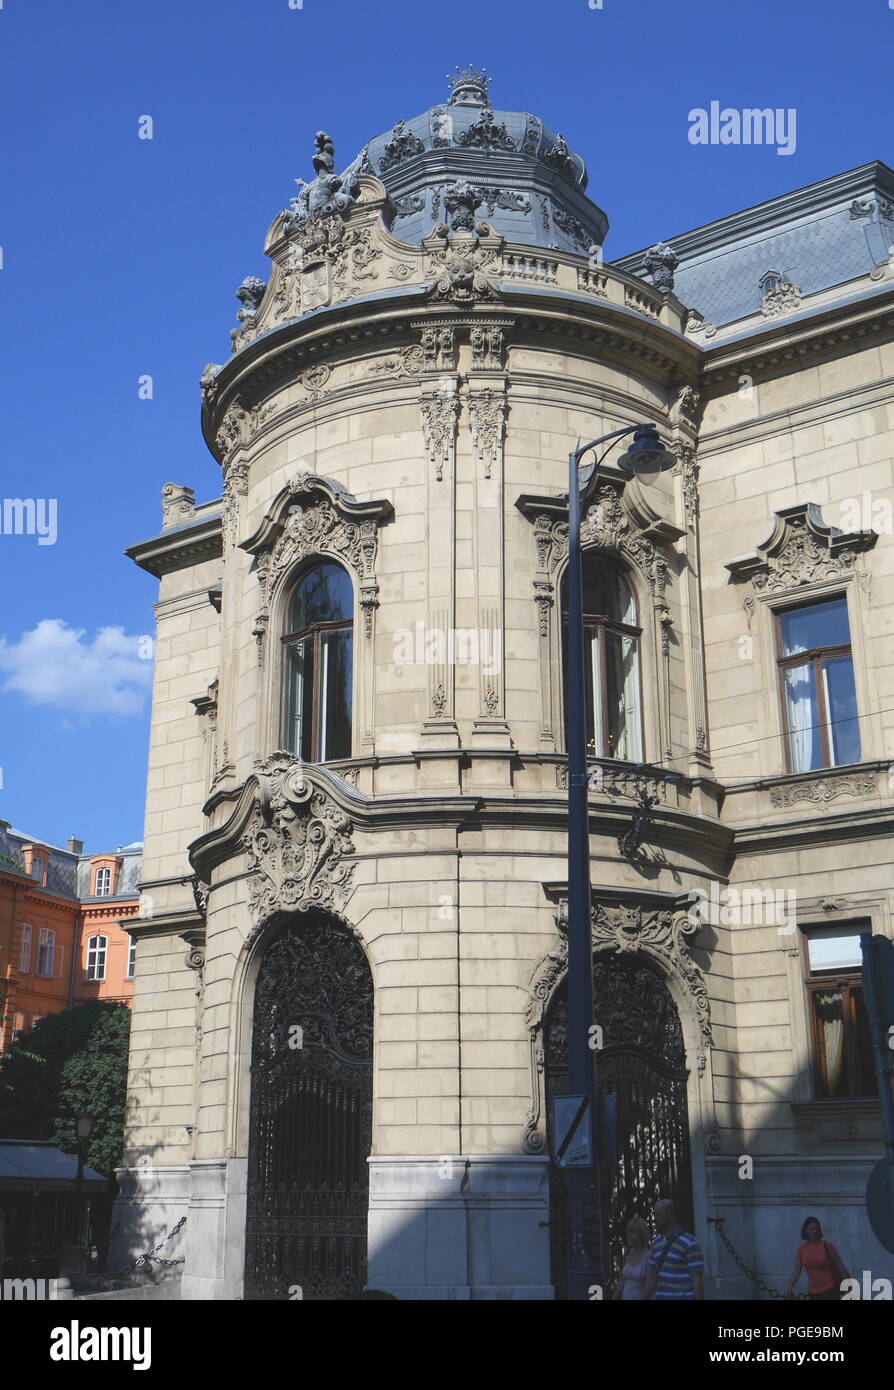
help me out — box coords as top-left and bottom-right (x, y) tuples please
(73, 1112), (94, 1256)
(562, 424), (676, 1301)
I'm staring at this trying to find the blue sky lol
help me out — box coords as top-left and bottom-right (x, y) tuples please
(0, 0), (891, 852)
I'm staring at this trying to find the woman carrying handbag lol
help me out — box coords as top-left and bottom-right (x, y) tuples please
(785, 1216), (850, 1300)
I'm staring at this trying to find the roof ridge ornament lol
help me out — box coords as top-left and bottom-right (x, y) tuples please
(447, 64), (491, 107)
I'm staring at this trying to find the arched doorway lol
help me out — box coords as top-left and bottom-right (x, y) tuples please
(244, 913), (373, 1300)
(544, 952), (693, 1297)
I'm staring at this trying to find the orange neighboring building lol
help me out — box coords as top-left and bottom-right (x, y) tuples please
(0, 821), (142, 1051)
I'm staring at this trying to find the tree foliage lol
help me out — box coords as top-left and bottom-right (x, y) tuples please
(0, 1001), (130, 1175)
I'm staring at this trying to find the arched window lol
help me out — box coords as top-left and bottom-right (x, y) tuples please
(562, 555), (643, 761)
(86, 934), (107, 982)
(282, 562), (353, 761)
(95, 866), (111, 896)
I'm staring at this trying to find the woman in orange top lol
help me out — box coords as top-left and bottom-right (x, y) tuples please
(785, 1216), (848, 1300)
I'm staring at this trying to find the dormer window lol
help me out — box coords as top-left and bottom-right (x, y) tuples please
(759, 269), (784, 294)
(95, 866), (112, 896)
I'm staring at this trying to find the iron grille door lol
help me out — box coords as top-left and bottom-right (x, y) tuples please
(544, 953), (693, 1298)
(245, 915), (373, 1300)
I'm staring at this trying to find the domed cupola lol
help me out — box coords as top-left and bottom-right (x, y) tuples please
(357, 67), (607, 256)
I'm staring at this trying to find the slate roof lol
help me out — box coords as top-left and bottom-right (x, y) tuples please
(613, 162), (894, 328)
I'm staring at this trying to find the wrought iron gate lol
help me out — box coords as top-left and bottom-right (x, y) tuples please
(544, 952), (693, 1297)
(244, 914), (373, 1300)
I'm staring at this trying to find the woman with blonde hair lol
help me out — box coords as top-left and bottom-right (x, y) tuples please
(611, 1215), (651, 1301)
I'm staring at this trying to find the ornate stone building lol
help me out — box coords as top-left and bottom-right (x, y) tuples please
(117, 70), (894, 1298)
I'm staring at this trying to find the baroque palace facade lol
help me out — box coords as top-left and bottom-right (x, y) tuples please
(116, 70), (894, 1298)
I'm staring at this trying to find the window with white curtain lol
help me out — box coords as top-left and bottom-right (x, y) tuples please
(562, 555), (643, 761)
(86, 934), (107, 981)
(776, 596), (859, 773)
(282, 562), (353, 762)
(36, 927), (56, 978)
(803, 926), (876, 1099)
(127, 937), (137, 979)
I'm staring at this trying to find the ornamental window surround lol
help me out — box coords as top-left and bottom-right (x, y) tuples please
(282, 561), (354, 763)
(560, 555), (644, 762)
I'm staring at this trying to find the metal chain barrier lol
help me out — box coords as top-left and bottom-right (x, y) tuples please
(710, 1218), (806, 1300)
(104, 1216), (187, 1279)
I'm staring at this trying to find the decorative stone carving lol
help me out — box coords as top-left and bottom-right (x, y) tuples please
(541, 134), (575, 178)
(443, 181), (484, 232)
(726, 502), (876, 593)
(768, 771), (877, 807)
(470, 325), (504, 370)
(684, 309), (717, 339)
(672, 444), (700, 528)
(468, 388), (507, 480)
(447, 65), (490, 107)
(430, 105), (450, 148)
(230, 276), (267, 353)
(672, 383), (700, 432)
(521, 898), (712, 1151)
(424, 226), (500, 305)
(215, 401), (251, 460)
(280, 133), (363, 233)
(761, 277), (801, 318)
(420, 326), (455, 371)
(191, 877), (210, 916)
(431, 682), (447, 717)
(456, 107), (515, 151)
(392, 192), (425, 218)
(161, 483), (196, 528)
(523, 114), (542, 156)
(421, 385), (460, 482)
(301, 363), (331, 400)
(579, 486), (668, 594)
(642, 242), (679, 293)
(475, 187), (532, 217)
(624, 285), (661, 318)
(379, 119), (425, 172)
(241, 473), (392, 656)
(241, 755), (356, 925)
(199, 363), (221, 406)
(222, 462), (249, 549)
(368, 344), (424, 378)
(553, 209), (590, 251)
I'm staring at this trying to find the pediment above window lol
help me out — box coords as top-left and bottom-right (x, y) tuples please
(241, 472), (393, 604)
(726, 502), (876, 594)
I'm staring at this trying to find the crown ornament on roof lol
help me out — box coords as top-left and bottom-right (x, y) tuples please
(447, 65), (491, 107)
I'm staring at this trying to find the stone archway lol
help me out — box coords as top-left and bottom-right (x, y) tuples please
(543, 951), (695, 1297)
(243, 912), (374, 1300)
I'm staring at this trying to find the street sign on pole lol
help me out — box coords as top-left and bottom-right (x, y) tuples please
(552, 1095), (593, 1168)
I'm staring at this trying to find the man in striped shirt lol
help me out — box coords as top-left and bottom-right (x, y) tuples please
(641, 1199), (705, 1300)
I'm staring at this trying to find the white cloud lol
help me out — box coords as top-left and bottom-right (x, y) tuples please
(0, 620), (154, 716)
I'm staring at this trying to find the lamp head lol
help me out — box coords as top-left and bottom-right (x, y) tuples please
(617, 425), (676, 477)
(75, 1113), (94, 1142)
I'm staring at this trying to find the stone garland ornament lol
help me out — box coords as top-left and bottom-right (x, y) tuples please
(468, 389), (507, 480)
(421, 387), (460, 482)
(521, 900), (712, 1153)
(240, 755), (356, 927)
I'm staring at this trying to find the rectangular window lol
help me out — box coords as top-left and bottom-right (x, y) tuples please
(777, 596), (860, 772)
(804, 926), (877, 1099)
(94, 866), (111, 896)
(36, 927), (56, 978)
(19, 923), (32, 973)
(85, 935), (107, 982)
(127, 938), (137, 979)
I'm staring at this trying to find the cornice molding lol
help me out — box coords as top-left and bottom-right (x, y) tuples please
(126, 514), (223, 578)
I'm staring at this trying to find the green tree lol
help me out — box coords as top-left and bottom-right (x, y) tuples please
(0, 1001), (130, 1175)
